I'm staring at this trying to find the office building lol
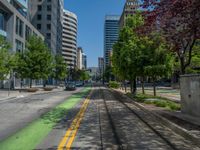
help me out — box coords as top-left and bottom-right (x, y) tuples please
(62, 10), (77, 69)
(98, 57), (104, 76)
(0, 0), (44, 88)
(28, 0), (63, 55)
(82, 53), (87, 70)
(77, 47), (83, 70)
(104, 15), (120, 66)
(119, 0), (138, 27)
(0, 0), (44, 52)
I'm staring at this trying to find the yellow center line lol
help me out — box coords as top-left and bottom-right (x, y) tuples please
(57, 93), (91, 150)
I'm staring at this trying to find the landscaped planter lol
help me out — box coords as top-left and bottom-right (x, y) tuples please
(27, 88), (38, 92)
(43, 87), (54, 91)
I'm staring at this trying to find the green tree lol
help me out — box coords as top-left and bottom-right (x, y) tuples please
(53, 55), (68, 84)
(16, 35), (53, 88)
(185, 41), (200, 74)
(144, 34), (174, 96)
(80, 71), (90, 81)
(112, 13), (144, 94)
(0, 36), (16, 81)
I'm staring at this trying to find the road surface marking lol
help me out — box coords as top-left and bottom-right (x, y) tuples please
(57, 94), (91, 150)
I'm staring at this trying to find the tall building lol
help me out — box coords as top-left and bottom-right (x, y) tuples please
(82, 53), (87, 70)
(62, 10), (77, 69)
(0, 0), (44, 88)
(28, 0), (63, 55)
(98, 57), (104, 76)
(104, 15), (120, 66)
(119, 0), (138, 27)
(77, 47), (83, 70)
(0, 0), (43, 52)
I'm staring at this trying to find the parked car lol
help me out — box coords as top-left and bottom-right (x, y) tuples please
(65, 82), (76, 91)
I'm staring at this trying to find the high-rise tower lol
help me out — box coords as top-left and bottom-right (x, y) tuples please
(104, 15), (120, 67)
(28, 0), (63, 55)
(119, 0), (138, 27)
(62, 10), (77, 69)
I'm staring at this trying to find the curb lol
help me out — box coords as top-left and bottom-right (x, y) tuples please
(114, 89), (200, 147)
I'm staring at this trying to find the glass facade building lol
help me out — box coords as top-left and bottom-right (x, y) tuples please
(104, 15), (120, 66)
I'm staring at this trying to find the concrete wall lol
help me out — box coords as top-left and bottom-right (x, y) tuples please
(180, 74), (200, 117)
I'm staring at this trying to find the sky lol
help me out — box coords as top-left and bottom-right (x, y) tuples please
(64, 0), (126, 67)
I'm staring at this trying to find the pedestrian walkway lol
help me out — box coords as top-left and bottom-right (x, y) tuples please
(0, 87), (65, 101)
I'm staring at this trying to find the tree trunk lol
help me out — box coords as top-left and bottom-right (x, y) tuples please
(130, 79), (137, 95)
(43, 80), (47, 88)
(133, 78), (137, 95)
(141, 77), (145, 94)
(153, 79), (156, 96)
(124, 81), (127, 93)
(30, 79), (32, 88)
(20, 78), (23, 93)
(180, 57), (186, 75)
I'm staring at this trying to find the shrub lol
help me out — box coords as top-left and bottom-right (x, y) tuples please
(109, 81), (120, 89)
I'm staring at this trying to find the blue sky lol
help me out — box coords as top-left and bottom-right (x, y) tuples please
(64, 0), (126, 67)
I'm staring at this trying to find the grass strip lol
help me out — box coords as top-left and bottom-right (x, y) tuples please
(126, 93), (181, 111)
(0, 87), (91, 150)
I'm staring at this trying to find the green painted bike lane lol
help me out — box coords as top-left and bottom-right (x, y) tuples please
(0, 87), (91, 150)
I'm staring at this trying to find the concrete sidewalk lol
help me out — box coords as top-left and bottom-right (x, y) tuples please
(0, 87), (65, 101)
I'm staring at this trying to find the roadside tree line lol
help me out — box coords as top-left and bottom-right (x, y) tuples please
(0, 35), (89, 89)
(111, 0), (200, 96)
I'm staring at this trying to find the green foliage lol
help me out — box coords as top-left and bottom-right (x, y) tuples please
(0, 36), (16, 80)
(186, 41), (200, 74)
(104, 66), (113, 82)
(71, 69), (90, 81)
(53, 55), (68, 80)
(80, 71), (90, 81)
(109, 81), (120, 89)
(127, 93), (181, 111)
(16, 35), (53, 86)
(112, 12), (144, 84)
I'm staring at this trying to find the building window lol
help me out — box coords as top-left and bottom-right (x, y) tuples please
(15, 39), (23, 52)
(0, 12), (5, 31)
(37, 24), (41, 30)
(47, 15), (51, 20)
(46, 33), (51, 39)
(47, 24), (51, 30)
(16, 17), (24, 37)
(25, 25), (31, 40)
(47, 0), (51, 2)
(47, 5), (51, 11)
(37, 14), (42, 20)
(37, 5), (42, 11)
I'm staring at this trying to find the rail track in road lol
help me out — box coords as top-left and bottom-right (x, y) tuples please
(96, 86), (200, 150)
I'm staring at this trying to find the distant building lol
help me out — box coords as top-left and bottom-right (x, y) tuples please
(98, 57), (104, 76)
(119, 0), (139, 28)
(104, 15), (120, 67)
(77, 47), (83, 70)
(28, 0), (64, 55)
(62, 10), (77, 69)
(82, 53), (87, 70)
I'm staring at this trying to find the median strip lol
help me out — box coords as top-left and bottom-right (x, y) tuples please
(57, 93), (91, 150)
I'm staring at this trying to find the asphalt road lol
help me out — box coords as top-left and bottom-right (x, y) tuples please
(37, 87), (200, 150)
(1, 86), (200, 150)
(0, 87), (83, 141)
